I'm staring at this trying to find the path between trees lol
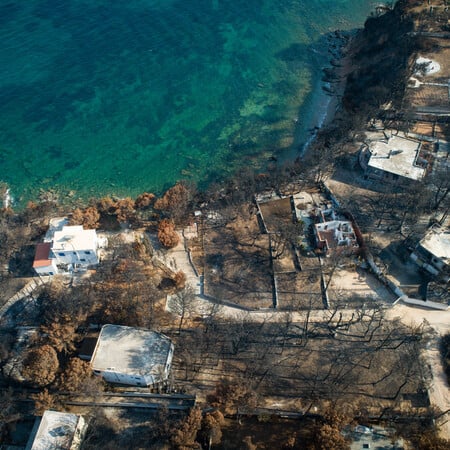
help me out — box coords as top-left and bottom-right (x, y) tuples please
(0, 276), (49, 321)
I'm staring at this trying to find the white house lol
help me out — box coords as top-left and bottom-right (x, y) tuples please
(359, 134), (427, 184)
(26, 410), (87, 450)
(33, 218), (100, 275)
(90, 324), (174, 387)
(411, 225), (450, 280)
(314, 220), (359, 255)
(52, 225), (99, 267)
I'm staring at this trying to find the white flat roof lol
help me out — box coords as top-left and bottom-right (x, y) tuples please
(367, 135), (425, 180)
(91, 324), (173, 376)
(421, 226), (450, 262)
(44, 217), (69, 242)
(27, 410), (81, 450)
(52, 226), (97, 252)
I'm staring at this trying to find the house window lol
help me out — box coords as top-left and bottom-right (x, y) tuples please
(58, 252), (65, 256)
(94, 370), (101, 374)
(73, 251), (77, 255)
(80, 258), (86, 262)
(84, 251), (91, 255)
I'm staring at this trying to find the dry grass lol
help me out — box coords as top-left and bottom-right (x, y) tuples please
(203, 211), (273, 309)
(406, 84), (449, 109)
(258, 197), (292, 233)
(276, 268), (323, 310)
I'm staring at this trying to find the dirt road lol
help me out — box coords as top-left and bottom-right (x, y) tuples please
(387, 304), (450, 439)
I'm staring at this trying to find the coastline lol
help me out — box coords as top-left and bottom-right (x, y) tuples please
(0, 184), (11, 209)
(299, 30), (357, 157)
(3, 1), (450, 445)
(1, 28), (361, 210)
(1, 32), (357, 211)
(0, 0), (380, 208)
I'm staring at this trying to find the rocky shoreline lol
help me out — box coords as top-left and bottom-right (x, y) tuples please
(307, 30), (355, 145)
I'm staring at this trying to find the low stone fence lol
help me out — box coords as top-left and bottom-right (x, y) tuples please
(399, 295), (449, 311)
(181, 231), (200, 278)
(0, 276), (49, 318)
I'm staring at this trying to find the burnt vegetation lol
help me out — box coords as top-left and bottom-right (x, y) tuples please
(173, 307), (431, 406)
(1, 1), (450, 448)
(344, 1), (416, 116)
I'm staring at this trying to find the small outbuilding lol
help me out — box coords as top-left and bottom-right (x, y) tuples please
(90, 324), (174, 386)
(26, 410), (87, 450)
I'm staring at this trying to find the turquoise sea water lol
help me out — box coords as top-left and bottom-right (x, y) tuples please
(0, 0), (375, 204)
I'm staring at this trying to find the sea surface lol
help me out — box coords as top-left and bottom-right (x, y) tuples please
(0, 0), (375, 204)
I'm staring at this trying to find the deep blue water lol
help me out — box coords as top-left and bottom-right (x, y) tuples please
(0, 0), (375, 203)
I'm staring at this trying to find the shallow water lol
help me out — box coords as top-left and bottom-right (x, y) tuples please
(0, 0), (375, 204)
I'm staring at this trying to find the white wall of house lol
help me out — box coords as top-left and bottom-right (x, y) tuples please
(33, 221), (101, 276)
(92, 343), (174, 387)
(90, 325), (174, 387)
(33, 260), (59, 276)
(430, 255), (445, 271)
(53, 248), (98, 266)
(93, 369), (151, 386)
(411, 231), (450, 279)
